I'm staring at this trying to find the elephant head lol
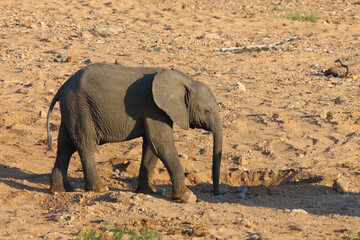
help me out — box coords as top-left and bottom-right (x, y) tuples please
(152, 69), (223, 194)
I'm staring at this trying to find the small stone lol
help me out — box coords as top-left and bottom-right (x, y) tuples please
(333, 178), (349, 193)
(285, 101), (301, 109)
(81, 31), (93, 39)
(290, 209), (308, 214)
(154, 47), (162, 52)
(236, 185), (248, 199)
(169, 41), (179, 46)
(236, 185), (248, 193)
(216, 185), (229, 194)
(65, 56), (79, 63)
(180, 191), (197, 203)
(235, 82), (246, 92)
(178, 153), (188, 160)
(204, 33), (220, 39)
(182, 3), (190, 9)
(54, 57), (63, 63)
(84, 59), (92, 64)
(340, 205), (350, 210)
(334, 96), (345, 104)
(114, 59), (125, 65)
(243, 220), (254, 228)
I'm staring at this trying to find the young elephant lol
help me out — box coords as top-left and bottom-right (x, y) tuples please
(47, 63), (223, 200)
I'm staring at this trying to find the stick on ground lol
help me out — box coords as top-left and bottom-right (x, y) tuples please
(215, 36), (300, 53)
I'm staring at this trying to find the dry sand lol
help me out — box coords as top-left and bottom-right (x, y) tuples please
(1, 0), (360, 239)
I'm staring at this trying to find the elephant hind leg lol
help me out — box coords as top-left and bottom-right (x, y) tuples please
(136, 138), (158, 194)
(77, 148), (108, 193)
(50, 123), (76, 193)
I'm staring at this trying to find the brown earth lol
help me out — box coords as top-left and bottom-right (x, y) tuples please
(1, 0), (360, 239)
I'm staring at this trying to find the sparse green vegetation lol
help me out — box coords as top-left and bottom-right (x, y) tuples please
(285, 11), (320, 22)
(75, 226), (162, 240)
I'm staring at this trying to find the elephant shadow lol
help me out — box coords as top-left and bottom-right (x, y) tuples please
(191, 181), (360, 218)
(0, 163), (79, 193)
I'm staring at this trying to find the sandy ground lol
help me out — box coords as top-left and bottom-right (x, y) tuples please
(1, 0), (360, 239)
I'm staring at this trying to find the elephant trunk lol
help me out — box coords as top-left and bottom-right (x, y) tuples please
(211, 116), (223, 195)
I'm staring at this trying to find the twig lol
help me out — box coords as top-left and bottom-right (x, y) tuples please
(215, 36), (300, 53)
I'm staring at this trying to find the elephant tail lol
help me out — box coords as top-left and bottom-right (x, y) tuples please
(46, 86), (62, 149)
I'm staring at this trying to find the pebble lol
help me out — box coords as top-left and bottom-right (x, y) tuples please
(333, 178), (349, 193)
(290, 209), (308, 214)
(285, 101), (301, 109)
(204, 33), (220, 39)
(182, 3), (190, 9)
(236, 185), (248, 199)
(153, 47), (162, 52)
(218, 185), (229, 194)
(169, 41), (180, 46)
(235, 82), (246, 92)
(180, 191), (197, 203)
(54, 54), (65, 63)
(81, 31), (93, 39)
(92, 26), (123, 37)
(334, 96), (345, 104)
(114, 59), (125, 65)
(65, 56), (79, 63)
(178, 153), (188, 160)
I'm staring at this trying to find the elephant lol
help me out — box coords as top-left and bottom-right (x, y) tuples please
(46, 62), (223, 200)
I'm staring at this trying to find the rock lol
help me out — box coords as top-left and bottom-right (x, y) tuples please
(91, 26), (123, 37)
(333, 178), (349, 193)
(54, 54), (65, 63)
(235, 82), (246, 92)
(204, 33), (220, 39)
(81, 31), (93, 39)
(169, 41), (180, 46)
(114, 59), (125, 65)
(285, 101), (301, 109)
(153, 47), (162, 52)
(236, 185), (248, 199)
(334, 96), (345, 104)
(178, 153), (188, 160)
(182, 3), (190, 9)
(180, 191), (197, 203)
(218, 185), (229, 194)
(290, 209), (308, 214)
(43, 232), (71, 239)
(65, 56), (79, 63)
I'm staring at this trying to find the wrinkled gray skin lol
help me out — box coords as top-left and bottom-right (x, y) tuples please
(47, 63), (223, 200)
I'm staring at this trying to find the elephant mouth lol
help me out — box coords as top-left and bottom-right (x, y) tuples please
(189, 122), (211, 131)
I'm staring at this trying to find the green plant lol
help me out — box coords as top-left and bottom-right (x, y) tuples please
(285, 11), (320, 22)
(75, 226), (161, 240)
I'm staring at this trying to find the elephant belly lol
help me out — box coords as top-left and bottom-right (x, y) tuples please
(97, 119), (145, 144)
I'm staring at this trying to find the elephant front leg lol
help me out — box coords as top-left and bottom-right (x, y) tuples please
(136, 140), (158, 194)
(146, 126), (192, 200)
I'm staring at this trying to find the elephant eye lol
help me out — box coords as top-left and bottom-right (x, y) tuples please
(205, 108), (211, 114)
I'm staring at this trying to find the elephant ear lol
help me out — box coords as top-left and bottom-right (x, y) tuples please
(153, 69), (192, 130)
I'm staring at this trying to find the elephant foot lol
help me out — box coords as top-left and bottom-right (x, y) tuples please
(136, 183), (157, 194)
(50, 181), (74, 193)
(50, 184), (65, 193)
(85, 180), (108, 193)
(172, 184), (192, 200)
